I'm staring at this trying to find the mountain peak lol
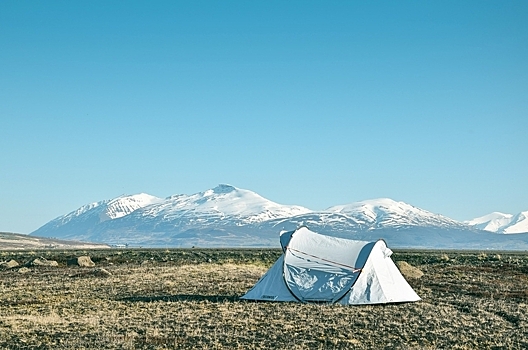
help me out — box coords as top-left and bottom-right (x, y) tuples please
(326, 197), (459, 229)
(200, 184), (239, 198)
(212, 184), (237, 194)
(101, 193), (163, 221)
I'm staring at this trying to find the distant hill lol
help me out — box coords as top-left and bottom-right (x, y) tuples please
(0, 232), (110, 250)
(31, 184), (528, 250)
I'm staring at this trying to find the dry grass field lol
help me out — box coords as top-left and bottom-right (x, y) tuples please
(1, 249), (527, 349)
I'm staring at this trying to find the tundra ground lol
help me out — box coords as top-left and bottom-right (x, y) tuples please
(1, 249), (527, 349)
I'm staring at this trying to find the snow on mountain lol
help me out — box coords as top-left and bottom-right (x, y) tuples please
(137, 184), (312, 225)
(33, 193), (163, 240)
(327, 198), (464, 230)
(466, 211), (528, 234)
(257, 198), (487, 249)
(465, 212), (514, 232)
(54, 193), (163, 225)
(261, 198), (465, 239)
(503, 211), (528, 233)
(31, 185), (312, 244)
(100, 193), (164, 221)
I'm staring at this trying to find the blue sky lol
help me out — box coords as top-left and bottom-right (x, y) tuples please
(1, 1), (527, 233)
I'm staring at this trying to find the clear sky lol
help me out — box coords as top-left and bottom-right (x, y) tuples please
(1, 1), (527, 234)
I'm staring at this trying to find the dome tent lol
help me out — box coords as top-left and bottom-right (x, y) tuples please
(241, 227), (420, 305)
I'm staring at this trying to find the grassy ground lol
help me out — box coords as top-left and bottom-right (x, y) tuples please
(1, 249), (527, 349)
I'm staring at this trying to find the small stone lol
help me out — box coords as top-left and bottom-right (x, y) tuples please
(0, 260), (19, 269)
(28, 257), (59, 267)
(76, 256), (96, 267)
(18, 267), (31, 274)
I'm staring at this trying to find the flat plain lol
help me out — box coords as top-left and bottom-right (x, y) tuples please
(1, 248), (527, 349)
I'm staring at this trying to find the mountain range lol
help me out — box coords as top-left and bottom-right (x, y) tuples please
(31, 184), (528, 250)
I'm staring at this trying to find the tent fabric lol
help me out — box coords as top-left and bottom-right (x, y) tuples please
(242, 255), (298, 302)
(241, 226), (421, 305)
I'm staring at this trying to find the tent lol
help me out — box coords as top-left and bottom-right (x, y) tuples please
(241, 226), (421, 305)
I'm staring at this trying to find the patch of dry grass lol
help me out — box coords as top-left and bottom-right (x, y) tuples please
(1, 249), (527, 349)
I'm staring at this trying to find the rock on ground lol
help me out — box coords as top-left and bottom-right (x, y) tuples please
(27, 257), (59, 267)
(396, 261), (424, 279)
(68, 256), (96, 267)
(0, 260), (19, 269)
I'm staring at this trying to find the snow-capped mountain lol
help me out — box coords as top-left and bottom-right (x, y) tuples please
(327, 198), (464, 230)
(466, 211), (528, 234)
(134, 184), (311, 225)
(48, 193), (163, 226)
(260, 198), (469, 238)
(31, 185), (528, 249)
(34, 193), (164, 241)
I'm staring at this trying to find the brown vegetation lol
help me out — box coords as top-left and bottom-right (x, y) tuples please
(1, 249), (527, 349)
(0, 232), (110, 250)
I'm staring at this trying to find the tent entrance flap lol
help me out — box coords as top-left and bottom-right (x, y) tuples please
(283, 263), (359, 303)
(283, 249), (360, 303)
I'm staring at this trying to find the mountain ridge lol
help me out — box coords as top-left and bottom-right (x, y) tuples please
(31, 185), (528, 249)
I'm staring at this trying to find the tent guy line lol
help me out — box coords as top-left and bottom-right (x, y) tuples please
(286, 247), (363, 273)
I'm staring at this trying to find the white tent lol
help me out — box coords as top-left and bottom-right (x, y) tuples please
(241, 226), (421, 305)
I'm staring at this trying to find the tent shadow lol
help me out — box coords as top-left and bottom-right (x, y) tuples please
(117, 294), (240, 303)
